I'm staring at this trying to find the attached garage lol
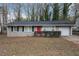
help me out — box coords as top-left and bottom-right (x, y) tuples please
(59, 27), (71, 36)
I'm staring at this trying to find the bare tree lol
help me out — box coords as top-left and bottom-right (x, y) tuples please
(1, 3), (8, 34)
(13, 3), (22, 21)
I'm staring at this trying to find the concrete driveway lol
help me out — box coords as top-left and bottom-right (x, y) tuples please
(63, 35), (79, 44)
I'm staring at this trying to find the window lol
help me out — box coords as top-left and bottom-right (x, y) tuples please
(17, 26), (19, 32)
(32, 26), (34, 32)
(11, 26), (13, 32)
(24, 27), (28, 32)
(14, 27), (17, 32)
(22, 26), (24, 32)
(28, 27), (32, 32)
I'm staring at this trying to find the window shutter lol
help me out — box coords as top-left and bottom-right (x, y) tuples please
(22, 26), (24, 32)
(11, 26), (13, 32)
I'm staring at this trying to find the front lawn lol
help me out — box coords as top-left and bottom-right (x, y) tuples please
(0, 35), (79, 56)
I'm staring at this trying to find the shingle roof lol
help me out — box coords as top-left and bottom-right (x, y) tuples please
(7, 20), (74, 27)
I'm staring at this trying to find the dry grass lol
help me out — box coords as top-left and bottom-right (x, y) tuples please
(0, 34), (79, 56)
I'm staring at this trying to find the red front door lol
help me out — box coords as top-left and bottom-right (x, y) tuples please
(35, 26), (41, 32)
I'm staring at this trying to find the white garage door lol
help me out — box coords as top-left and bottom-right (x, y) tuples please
(59, 27), (70, 36)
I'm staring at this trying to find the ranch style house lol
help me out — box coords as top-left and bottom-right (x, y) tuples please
(7, 20), (74, 37)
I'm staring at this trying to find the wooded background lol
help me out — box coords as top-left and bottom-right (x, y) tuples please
(0, 3), (78, 22)
(0, 3), (79, 33)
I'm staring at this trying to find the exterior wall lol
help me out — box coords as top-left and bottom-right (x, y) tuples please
(41, 26), (54, 31)
(7, 26), (72, 37)
(37, 26), (71, 36)
(34, 26), (54, 31)
(7, 26), (34, 37)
